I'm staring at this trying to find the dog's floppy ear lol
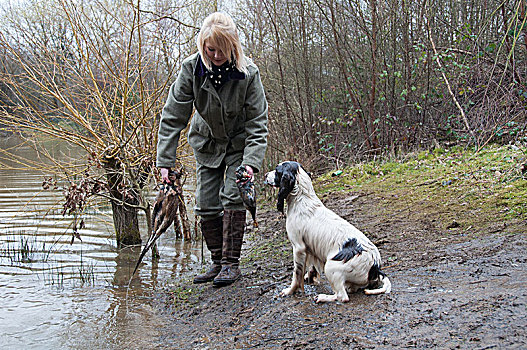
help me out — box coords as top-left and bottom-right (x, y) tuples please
(277, 166), (296, 213)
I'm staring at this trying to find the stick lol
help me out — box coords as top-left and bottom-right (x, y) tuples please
(426, 13), (477, 145)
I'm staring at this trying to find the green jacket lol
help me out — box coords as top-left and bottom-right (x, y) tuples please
(156, 53), (268, 172)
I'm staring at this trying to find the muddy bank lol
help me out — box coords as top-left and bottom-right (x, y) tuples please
(154, 191), (527, 349)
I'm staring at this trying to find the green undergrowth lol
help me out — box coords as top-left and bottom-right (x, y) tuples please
(168, 276), (204, 308)
(317, 144), (527, 234)
(243, 228), (290, 266)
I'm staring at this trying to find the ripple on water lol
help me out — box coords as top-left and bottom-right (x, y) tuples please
(0, 143), (201, 348)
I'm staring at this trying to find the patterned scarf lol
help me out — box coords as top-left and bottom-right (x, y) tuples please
(208, 60), (237, 89)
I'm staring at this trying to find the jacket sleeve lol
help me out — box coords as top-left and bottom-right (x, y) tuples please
(242, 68), (268, 173)
(156, 61), (195, 168)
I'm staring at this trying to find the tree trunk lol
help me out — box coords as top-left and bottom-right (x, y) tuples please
(522, 0), (527, 57)
(325, 0), (372, 150)
(110, 198), (141, 247)
(103, 153), (142, 247)
(368, 0), (380, 150)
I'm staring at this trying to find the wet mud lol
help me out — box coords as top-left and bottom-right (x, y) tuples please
(154, 192), (527, 349)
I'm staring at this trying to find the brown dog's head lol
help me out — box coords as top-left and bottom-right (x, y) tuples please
(264, 161), (304, 213)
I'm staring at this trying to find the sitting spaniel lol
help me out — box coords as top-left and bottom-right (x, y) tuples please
(264, 161), (391, 303)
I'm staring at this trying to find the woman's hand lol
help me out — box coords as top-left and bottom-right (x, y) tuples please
(160, 167), (171, 183)
(244, 165), (254, 182)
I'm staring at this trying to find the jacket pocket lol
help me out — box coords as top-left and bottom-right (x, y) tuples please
(188, 114), (215, 153)
(229, 130), (246, 151)
(226, 111), (246, 138)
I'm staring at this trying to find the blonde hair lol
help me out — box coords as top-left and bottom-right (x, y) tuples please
(197, 12), (248, 74)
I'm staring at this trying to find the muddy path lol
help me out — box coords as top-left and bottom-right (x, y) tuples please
(153, 191), (527, 349)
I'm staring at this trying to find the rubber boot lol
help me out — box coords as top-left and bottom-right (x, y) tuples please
(193, 216), (223, 283)
(213, 210), (246, 287)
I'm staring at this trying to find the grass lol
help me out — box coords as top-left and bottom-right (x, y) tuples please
(77, 262), (95, 285)
(0, 231), (98, 287)
(1, 233), (41, 263)
(316, 144), (527, 233)
(49, 264), (65, 288)
(17, 234), (36, 262)
(169, 276), (204, 308)
(171, 282), (196, 302)
(243, 231), (290, 265)
(77, 248), (96, 286)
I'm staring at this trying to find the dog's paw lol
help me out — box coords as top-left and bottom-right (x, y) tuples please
(315, 294), (327, 303)
(314, 293), (339, 303)
(280, 287), (295, 296)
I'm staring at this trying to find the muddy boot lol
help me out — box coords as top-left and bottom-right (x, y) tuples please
(193, 216), (223, 284)
(213, 210), (246, 287)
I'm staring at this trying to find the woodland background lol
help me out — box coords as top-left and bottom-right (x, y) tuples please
(1, 0), (526, 168)
(0, 0), (525, 242)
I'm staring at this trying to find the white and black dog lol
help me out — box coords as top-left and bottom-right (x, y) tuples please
(264, 161), (391, 303)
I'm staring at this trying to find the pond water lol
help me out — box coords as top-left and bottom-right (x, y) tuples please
(0, 137), (203, 349)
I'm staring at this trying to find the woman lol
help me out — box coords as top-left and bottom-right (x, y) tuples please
(156, 12), (268, 287)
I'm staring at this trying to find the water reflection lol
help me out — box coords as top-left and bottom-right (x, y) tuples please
(0, 137), (203, 348)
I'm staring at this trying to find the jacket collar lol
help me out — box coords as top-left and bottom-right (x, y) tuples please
(194, 54), (245, 81)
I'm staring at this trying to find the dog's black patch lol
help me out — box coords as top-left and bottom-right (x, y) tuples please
(332, 238), (364, 263)
(276, 162), (301, 213)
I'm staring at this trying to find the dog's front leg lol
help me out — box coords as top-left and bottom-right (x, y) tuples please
(281, 246), (306, 296)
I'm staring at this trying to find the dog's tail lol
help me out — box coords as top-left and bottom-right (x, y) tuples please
(364, 275), (391, 295)
(364, 263), (392, 295)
